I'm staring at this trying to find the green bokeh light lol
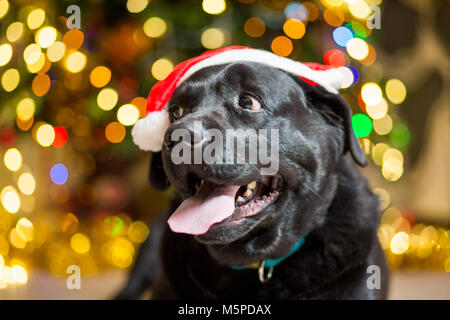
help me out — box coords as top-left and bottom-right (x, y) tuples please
(352, 113), (373, 138)
(390, 123), (411, 148)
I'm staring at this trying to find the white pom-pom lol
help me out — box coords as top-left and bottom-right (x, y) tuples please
(131, 109), (170, 152)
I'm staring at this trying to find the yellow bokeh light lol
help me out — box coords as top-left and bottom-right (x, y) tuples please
(323, 0), (344, 6)
(10, 228), (27, 249)
(202, 0), (226, 15)
(385, 79), (407, 104)
(373, 114), (393, 135)
(65, 51), (87, 73)
(36, 26), (57, 48)
(1, 186), (20, 214)
(151, 58), (173, 81)
(90, 66), (111, 88)
(117, 104), (140, 126)
(23, 44), (42, 64)
(0, 0), (9, 19)
(97, 88), (119, 111)
(18, 173), (36, 195)
(128, 221), (150, 243)
(12, 265), (27, 284)
(201, 28), (226, 49)
(143, 17), (167, 38)
(346, 38), (369, 61)
(6, 22), (24, 42)
(127, 0), (148, 13)
(361, 82), (382, 107)
(1, 68), (19, 92)
(366, 98), (388, 119)
(390, 232), (409, 254)
(349, 0), (370, 19)
(283, 19), (306, 40)
(17, 98), (36, 122)
(47, 41), (66, 62)
(371, 142), (389, 166)
(16, 218), (34, 242)
(3, 148), (22, 172)
(382, 157), (403, 182)
(36, 123), (55, 147)
(0, 43), (13, 66)
(26, 52), (46, 73)
(383, 148), (403, 165)
(71, 233), (91, 254)
(27, 8), (45, 30)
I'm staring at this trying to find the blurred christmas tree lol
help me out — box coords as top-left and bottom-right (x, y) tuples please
(0, 0), (448, 289)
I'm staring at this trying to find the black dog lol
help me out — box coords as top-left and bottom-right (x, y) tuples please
(116, 62), (389, 299)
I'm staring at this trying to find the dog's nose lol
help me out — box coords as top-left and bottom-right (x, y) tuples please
(164, 120), (208, 149)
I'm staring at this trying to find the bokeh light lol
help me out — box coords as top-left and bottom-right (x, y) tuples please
(385, 79), (407, 104)
(3, 148), (22, 172)
(333, 26), (353, 47)
(151, 58), (173, 81)
(27, 9), (45, 30)
(366, 98), (388, 119)
(373, 114), (393, 135)
(36, 123), (55, 147)
(283, 19), (305, 40)
(0, 0), (9, 18)
(127, 0), (148, 13)
(65, 51), (87, 73)
(97, 88), (119, 111)
(352, 113), (372, 138)
(346, 38), (369, 61)
(391, 232), (409, 254)
(244, 17), (265, 38)
(16, 98), (35, 121)
(143, 17), (167, 38)
(6, 22), (24, 42)
(128, 221), (150, 243)
(1, 68), (20, 92)
(52, 126), (68, 148)
(32, 73), (51, 97)
(50, 164), (68, 185)
(348, 0), (370, 19)
(1, 186), (20, 214)
(202, 0), (226, 15)
(323, 8), (344, 27)
(271, 36), (293, 57)
(47, 41), (66, 62)
(63, 29), (84, 50)
(36, 26), (57, 48)
(90, 66), (112, 88)
(201, 28), (226, 49)
(18, 173), (36, 195)
(105, 122), (126, 143)
(70, 233), (91, 254)
(361, 82), (382, 106)
(117, 104), (140, 126)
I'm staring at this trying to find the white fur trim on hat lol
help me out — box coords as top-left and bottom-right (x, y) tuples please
(179, 49), (344, 93)
(131, 109), (169, 152)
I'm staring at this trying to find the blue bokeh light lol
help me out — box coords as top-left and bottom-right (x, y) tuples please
(284, 2), (308, 21)
(333, 27), (354, 47)
(50, 164), (68, 185)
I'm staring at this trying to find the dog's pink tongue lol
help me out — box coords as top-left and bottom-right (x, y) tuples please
(168, 183), (240, 235)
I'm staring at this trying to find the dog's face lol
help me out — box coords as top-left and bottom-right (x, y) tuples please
(150, 62), (366, 266)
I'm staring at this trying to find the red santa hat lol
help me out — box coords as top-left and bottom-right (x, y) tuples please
(132, 46), (344, 152)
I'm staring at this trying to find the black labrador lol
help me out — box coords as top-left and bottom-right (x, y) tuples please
(116, 62), (389, 299)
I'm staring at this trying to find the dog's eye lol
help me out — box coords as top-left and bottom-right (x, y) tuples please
(238, 95), (261, 111)
(171, 106), (184, 119)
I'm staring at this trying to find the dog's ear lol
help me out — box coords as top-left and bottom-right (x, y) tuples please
(148, 151), (170, 190)
(292, 76), (367, 167)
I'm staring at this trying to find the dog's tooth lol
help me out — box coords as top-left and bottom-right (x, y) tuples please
(247, 181), (257, 189)
(236, 196), (245, 203)
(200, 179), (205, 186)
(243, 189), (252, 197)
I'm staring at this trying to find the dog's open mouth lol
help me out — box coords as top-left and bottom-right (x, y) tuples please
(167, 175), (283, 235)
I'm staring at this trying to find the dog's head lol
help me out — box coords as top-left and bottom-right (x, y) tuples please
(149, 62), (366, 266)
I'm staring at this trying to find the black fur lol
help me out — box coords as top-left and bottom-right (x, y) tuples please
(116, 62), (388, 299)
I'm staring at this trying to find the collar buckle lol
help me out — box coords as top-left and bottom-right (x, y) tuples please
(258, 260), (274, 283)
